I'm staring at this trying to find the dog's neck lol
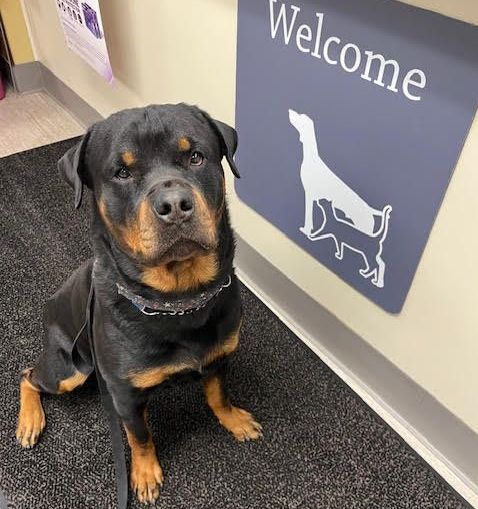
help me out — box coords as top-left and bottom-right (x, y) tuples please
(299, 124), (320, 162)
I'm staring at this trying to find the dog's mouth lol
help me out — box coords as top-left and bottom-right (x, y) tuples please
(156, 237), (212, 264)
(143, 220), (218, 265)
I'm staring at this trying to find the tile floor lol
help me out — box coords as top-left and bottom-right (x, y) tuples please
(0, 90), (84, 157)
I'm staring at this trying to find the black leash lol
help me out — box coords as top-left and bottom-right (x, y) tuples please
(85, 277), (129, 509)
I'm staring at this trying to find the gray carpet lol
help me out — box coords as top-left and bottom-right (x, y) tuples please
(0, 139), (471, 509)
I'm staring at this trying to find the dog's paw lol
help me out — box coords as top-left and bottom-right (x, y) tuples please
(16, 396), (46, 449)
(219, 407), (263, 442)
(130, 454), (164, 505)
(299, 226), (312, 236)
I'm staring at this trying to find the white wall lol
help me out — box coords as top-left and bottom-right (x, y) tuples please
(23, 0), (478, 435)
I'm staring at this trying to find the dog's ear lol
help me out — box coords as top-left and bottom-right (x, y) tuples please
(58, 131), (91, 209)
(200, 111), (240, 178)
(211, 119), (240, 178)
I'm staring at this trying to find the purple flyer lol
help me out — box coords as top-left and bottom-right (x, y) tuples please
(56, 0), (113, 83)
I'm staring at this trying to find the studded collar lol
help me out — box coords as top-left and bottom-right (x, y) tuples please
(116, 274), (232, 316)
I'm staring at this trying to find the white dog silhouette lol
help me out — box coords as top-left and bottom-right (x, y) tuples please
(289, 109), (389, 236)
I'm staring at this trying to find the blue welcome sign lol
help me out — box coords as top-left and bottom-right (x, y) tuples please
(235, 0), (478, 312)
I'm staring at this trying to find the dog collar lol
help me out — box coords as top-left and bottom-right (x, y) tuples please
(116, 274), (232, 316)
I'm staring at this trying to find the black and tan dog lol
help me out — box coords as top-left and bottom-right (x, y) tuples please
(16, 103), (262, 504)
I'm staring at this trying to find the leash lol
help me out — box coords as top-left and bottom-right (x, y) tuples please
(85, 274), (129, 509)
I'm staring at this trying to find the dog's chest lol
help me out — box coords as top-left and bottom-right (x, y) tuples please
(126, 332), (236, 390)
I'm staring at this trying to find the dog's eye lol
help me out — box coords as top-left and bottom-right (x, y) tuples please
(190, 151), (204, 167)
(116, 168), (132, 180)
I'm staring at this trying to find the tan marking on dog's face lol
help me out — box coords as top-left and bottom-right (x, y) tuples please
(178, 137), (191, 152)
(98, 188), (218, 266)
(129, 362), (197, 389)
(203, 322), (241, 366)
(99, 198), (158, 259)
(141, 252), (218, 293)
(216, 175), (226, 224)
(121, 150), (136, 166)
(121, 200), (157, 257)
(202, 375), (263, 441)
(98, 198), (115, 232)
(192, 188), (217, 245)
(124, 421), (164, 504)
(16, 369), (46, 448)
(57, 370), (89, 394)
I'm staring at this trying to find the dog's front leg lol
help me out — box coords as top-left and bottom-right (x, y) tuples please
(112, 387), (163, 504)
(300, 192), (314, 236)
(16, 368), (46, 448)
(202, 360), (262, 442)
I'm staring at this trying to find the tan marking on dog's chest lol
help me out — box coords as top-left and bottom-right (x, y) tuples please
(202, 326), (241, 366)
(129, 325), (240, 390)
(141, 252), (218, 293)
(129, 362), (198, 389)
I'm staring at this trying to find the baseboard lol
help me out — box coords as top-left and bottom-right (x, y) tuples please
(10, 61), (102, 127)
(235, 234), (478, 508)
(39, 64), (102, 127)
(12, 61), (43, 93)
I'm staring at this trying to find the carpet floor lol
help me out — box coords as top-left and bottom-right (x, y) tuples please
(0, 139), (471, 509)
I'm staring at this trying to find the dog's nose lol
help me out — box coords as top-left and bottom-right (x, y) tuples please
(152, 181), (194, 224)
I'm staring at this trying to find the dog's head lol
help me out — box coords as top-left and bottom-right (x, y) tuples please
(58, 103), (239, 266)
(288, 109), (315, 142)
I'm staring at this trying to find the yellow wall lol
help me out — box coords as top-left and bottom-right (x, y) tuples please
(22, 0), (478, 434)
(0, 0), (33, 64)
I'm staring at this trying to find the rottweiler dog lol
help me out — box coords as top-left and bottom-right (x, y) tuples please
(16, 104), (262, 504)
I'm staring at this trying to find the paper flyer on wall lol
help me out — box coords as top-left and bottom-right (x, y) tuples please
(55, 0), (113, 83)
